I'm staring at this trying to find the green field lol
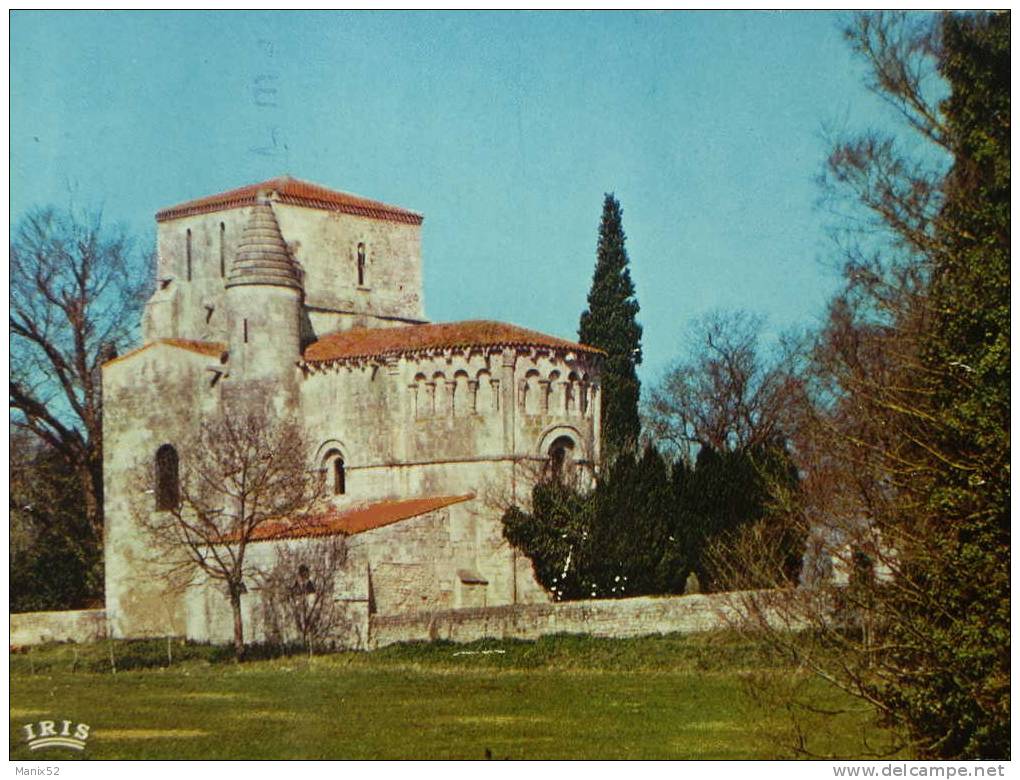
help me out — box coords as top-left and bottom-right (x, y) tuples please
(10, 633), (898, 760)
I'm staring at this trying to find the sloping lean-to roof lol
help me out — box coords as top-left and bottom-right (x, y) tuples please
(303, 320), (604, 364)
(155, 176), (423, 225)
(102, 339), (227, 369)
(249, 494), (475, 542)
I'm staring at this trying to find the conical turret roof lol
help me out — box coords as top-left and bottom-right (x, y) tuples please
(226, 200), (302, 291)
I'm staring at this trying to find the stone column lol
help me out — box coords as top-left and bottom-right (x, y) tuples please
(388, 357), (406, 462)
(409, 383), (421, 419)
(558, 380), (571, 415)
(445, 380), (457, 417)
(426, 381), (436, 417)
(500, 349), (516, 455)
(490, 378), (500, 412)
(468, 379), (479, 414)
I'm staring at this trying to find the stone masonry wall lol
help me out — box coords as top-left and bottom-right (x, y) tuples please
(147, 201), (424, 344)
(366, 592), (770, 649)
(103, 342), (220, 639)
(274, 203), (425, 331)
(9, 593), (783, 650)
(109, 187), (602, 642)
(10, 610), (107, 647)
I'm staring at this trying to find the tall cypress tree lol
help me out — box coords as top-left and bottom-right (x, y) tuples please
(579, 194), (643, 457)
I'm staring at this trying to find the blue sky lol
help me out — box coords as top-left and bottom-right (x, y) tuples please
(11, 11), (896, 386)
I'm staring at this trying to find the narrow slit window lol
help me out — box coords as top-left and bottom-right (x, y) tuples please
(186, 229), (192, 281)
(322, 449), (347, 495)
(333, 458), (346, 495)
(155, 444), (180, 510)
(357, 243), (366, 287)
(219, 223), (226, 278)
(243, 318), (248, 343)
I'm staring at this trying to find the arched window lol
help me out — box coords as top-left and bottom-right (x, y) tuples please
(523, 370), (541, 415)
(548, 370), (562, 414)
(155, 444), (180, 510)
(475, 370), (493, 414)
(433, 371), (448, 416)
(567, 372), (580, 415)
(323, 449), (346, 495)
(547, 436), (575, 483)
(413, 373), (428, 418)
(357, 243), (366, 287)
(219, 222), (226, 278)
(185, 229), (192, 281)
(453, 370), (471, 417)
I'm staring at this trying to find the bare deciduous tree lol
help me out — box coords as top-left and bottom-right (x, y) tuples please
(10, 204), (149, 540)
(720, 11), (1009, 759)
(705, 517), (803, 594)
(138, 404), (324, 660)
(256, 535), (351, 652)
(643, 311), (806, 459)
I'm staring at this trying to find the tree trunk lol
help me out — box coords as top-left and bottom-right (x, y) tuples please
(230, 591), (245, 661)
(76, 456), (104, 543)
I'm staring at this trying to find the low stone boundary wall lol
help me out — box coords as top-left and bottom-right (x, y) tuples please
(368, 591), (770, 648)
(10, 609), (107, 647)
(7, 593), (796, 649)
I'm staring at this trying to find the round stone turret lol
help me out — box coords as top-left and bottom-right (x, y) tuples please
(223, 198), (304, 399)
(226, 200), (302, 291)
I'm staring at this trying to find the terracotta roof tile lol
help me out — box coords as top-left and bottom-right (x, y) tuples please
(303, 320), (603, 364)
(250, 494), (474, 542)
(102, 338), (228, 368)
(155, 176), (423, 225)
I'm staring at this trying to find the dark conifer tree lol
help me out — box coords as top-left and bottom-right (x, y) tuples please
(579, 194), (643, 457)
(503, 447), (688, 601)
(874, 11), (1010, 758)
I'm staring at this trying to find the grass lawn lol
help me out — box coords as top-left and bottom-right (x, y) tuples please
(10, 632), (898, 760)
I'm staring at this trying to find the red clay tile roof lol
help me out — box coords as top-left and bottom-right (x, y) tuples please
(102, 338), (228, 368)
(303, 320), (603, 364)
(249, 494), (474, 542)
(155, 176), (423, 225)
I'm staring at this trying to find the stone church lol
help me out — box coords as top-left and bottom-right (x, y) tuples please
(101, 176), (603, 644)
